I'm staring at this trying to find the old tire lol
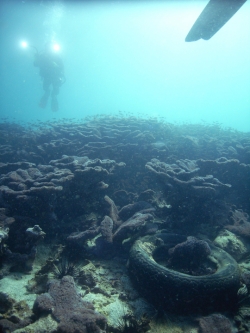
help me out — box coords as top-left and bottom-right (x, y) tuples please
(128, 233), (240, 314)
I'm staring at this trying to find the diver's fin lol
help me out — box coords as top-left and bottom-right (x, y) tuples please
(185, 0), (247, 42)
(51, 96), (58, 112)
(39, 93), (50, 109)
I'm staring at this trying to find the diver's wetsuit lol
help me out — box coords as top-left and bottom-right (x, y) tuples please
(34, 50), (64, 112)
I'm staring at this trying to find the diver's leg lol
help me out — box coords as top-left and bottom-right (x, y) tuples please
(51, 84), (60, 112)
(39, 79), (50, 108)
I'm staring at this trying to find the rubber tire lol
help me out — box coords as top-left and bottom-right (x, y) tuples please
(128, 233), (240, 314)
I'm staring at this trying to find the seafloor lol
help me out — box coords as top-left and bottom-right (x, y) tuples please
(0, 115), (250, 333)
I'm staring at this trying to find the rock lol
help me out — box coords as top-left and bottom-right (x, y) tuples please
(214, 230), (248, 260)
(12, 314), (57, 333)
(198, 314), (233, 333)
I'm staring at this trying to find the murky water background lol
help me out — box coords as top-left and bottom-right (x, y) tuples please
(0, 0), (250, 131)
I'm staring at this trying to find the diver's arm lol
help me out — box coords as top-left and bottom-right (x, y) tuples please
(57, 57), (64, 73)
(56, 57), (65, 78)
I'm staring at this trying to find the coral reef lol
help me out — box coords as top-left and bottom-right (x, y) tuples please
(145, 158), (233, 230)
(67, 197), (155, 253)
(0, 116), (250, 331)
(33, 275), (107, 333)
(146, 158), (231, 197)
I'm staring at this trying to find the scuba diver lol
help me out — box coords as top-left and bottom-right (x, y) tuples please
(34, 43), (65, 112)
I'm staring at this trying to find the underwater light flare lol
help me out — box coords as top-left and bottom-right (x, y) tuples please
(21, 40), (28, 48)
(52, 43), (60, 52)
(20, 40), (38, 53)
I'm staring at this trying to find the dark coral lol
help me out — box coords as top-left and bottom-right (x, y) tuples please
(0, 155), (125, 228)
(0, 317), (32, 332)
(1, 221), (45, 273)
(0, 209), (13, 256)
(104, 195), (121, 227)
(168, 236), (213, 275)
(145, 158), (233, 230)
(99, 215), (113, 243)
(0, 292), (13, 313)
(146, 158), (231, 197)
(25, 224), (46, 243)
(118, 201), (153, 221)
(241, 270), (250, 291)
(0, 165), (68, 199)
(1, 118), (250, 238)
(67, 228), (100, 246)
(0, 293), (33, 332)
(3, 246), (37, 272)
(33, 275), (106, 333)
(197, 157), (250, 208)
(225, 209), (250, 238)
(0, 208), (15, 229)
(67, 197), (155, 250)
(198, 313), (233, 333)
(113, 212), (154, 241)
(4, 216), (43, 256)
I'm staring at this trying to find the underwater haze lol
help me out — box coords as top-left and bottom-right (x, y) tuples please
(0, 0), (250, 131)
(1, 2), (250, 330)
